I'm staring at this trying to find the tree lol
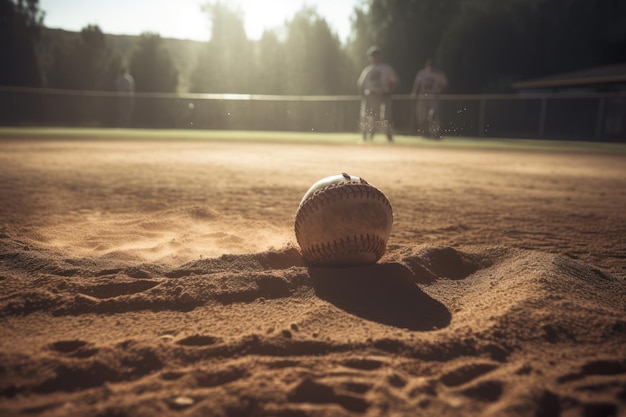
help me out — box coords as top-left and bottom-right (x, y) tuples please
(0, 0), (43, 87)
(254, 31), (287, 94)
(435, 0), (626, 92)
(436, 0), (526, 92)
(125, 33), (179, 127)
(347, 0), (462, 92)
(349, 0), (626, 93)
(517, 0), (626, 77)
(128, 33), (178, 93)
(346, 6), (375, 81)
(47, 25), (121, 90)
(190, 1), (253, 93)
(191, 2), (353, 95)
(283, 7), (351, 94)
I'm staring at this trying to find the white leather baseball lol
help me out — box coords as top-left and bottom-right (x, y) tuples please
(294, 173), (393, 267)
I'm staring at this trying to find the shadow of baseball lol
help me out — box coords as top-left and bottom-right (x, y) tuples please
(308, 263), (451, 331)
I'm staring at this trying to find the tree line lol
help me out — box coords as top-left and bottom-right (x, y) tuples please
(2, 0), (625, 95)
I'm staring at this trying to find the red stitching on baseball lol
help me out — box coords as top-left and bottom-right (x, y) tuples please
(295, 183), (393, 232)
(294, 182), (393, 266)
(301, 234), (387, 266)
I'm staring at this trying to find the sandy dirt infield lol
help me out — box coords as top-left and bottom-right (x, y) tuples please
(1, 133), (625, 416)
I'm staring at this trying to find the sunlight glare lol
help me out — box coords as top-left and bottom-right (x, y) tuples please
(40, 0), (355, 41)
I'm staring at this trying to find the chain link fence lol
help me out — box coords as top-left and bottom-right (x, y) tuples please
(1, 87), (624, 142)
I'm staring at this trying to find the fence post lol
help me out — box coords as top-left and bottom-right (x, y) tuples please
(595, 97), (606, 142)
(538, 97), (547, 138)
(478, 98), (486, 137)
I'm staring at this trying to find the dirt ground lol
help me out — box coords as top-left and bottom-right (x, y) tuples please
(1, 134), (625, 416)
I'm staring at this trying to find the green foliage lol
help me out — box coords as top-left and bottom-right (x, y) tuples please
(128, 33), (178, 93)
(351, 0), (626, 93)
(190, 2), (353, 95)
(190, 2), (254, 93)
(126, 33), (179, 127)
(283, 8), (352, 94)
(32, 0), (626, 95)
(346, 7), (374, 74)
(46, 25), (121, 90)
(346, 0), (462, 92)
(0, 0), (43, 87)
(436, 1), (525, 92)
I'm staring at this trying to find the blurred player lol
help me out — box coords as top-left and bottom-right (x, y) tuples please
(357, 46), (398, 142)
(411, 59), (448, 138)
(116, 67), (135, 127)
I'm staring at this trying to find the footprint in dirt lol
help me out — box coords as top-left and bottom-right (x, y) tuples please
(78, 280), (160, 299)
(175, 334), (222, 347)
(288, 378), (370, 413)
(47, 339), (98, 358)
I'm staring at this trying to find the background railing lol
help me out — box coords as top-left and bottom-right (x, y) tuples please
(1, 86), (624, 142)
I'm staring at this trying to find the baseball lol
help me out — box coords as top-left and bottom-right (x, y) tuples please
(294, 173), (393, 267)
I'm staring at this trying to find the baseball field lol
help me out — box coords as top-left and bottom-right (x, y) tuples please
(1, 128), (625, 416)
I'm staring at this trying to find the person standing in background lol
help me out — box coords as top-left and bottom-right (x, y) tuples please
(412, 59), (448, 138)
(116, 67), (135, 127)
(357, 46), (398, 142)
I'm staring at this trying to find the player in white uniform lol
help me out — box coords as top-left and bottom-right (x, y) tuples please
(357, 46), (398, 142)
(116, 68), (135, 127)
(411, 59), (448, 138)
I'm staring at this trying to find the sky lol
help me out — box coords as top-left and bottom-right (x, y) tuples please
(39, 0), (361, 42)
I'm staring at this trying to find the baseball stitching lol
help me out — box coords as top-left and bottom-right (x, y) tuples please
(294, 182), (393, 265)
(300, 233), (388, 266)
(295, 183), (392, 229)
